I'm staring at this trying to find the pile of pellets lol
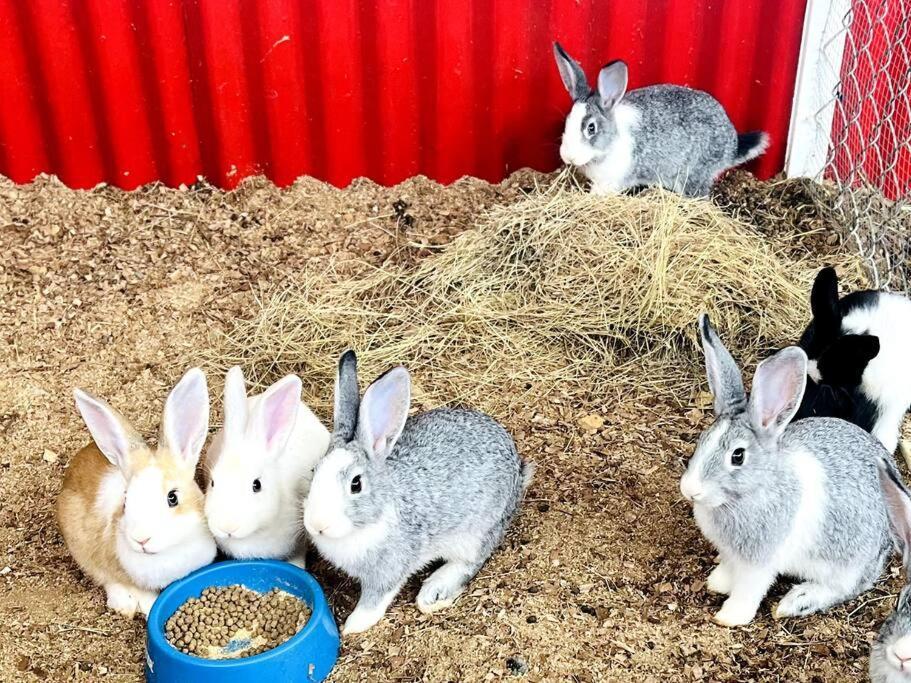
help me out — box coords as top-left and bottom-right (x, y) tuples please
(165, 585), (311, 659)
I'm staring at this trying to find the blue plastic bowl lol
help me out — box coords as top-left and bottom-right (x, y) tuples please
(145, 560), (340, 682)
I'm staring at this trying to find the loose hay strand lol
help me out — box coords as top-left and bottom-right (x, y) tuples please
(203, 181), (863, 414)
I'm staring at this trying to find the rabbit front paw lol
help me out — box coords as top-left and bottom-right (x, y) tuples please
(343, 605), (386, 635)
(105, 583), (140, 619)
(713, 597), (758, 627)
(706, 562), (733, 595)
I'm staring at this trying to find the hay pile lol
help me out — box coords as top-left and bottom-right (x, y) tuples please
(207, 178), (864, 413)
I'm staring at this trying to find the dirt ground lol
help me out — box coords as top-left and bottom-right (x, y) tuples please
(0, 170), (901, 682)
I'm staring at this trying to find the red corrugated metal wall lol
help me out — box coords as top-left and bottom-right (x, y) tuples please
(0, 0), (807, 190)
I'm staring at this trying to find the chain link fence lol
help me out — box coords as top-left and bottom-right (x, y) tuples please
(811, 0), (911, 291)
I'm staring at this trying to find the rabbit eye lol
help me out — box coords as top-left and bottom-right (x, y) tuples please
(586, 121), (597, 136)
(209, 478), (214, 489)
(167, 489), (179, 507)
(252, 478), (262, 493)
(730, 448), (746, 467)
(350, 475), (362, 494)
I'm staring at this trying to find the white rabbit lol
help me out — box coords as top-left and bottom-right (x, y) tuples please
(58, 368), (216, 618)
(204, 367), (330, 566)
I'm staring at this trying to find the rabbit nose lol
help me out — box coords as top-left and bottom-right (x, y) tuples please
(892, 638), (911, 665)
(679, 475), (703, 502)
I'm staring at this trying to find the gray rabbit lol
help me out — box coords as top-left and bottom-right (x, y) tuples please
(303, 350), (534, 634)
(871, 458), (911, 682)
(680, 314), (892, 626)
(553, 42), (768, 197)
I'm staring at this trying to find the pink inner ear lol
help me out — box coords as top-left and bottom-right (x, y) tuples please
(265, 401), (295, 448)
(261, 380), (300, 452)
(753, 352), (803, 431)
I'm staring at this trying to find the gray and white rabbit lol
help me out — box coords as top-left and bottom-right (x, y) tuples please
(553, 42), (768, 197)
(303, 350), (533, 634)
(680, 314), (892, 626)
(871, 458), (911, 682)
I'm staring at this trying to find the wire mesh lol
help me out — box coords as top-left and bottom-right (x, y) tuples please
(814, 0), (911, 290)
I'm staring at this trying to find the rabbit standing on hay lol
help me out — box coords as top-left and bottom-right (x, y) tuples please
(303, 350), (534, 634)
(680, 315), (893, 626)
(552, 42), (768, 197)
(58, 369), (217, 618)
(203, 367), (331, 566)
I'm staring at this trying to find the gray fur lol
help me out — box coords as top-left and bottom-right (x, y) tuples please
(554, 44), (768, 197)
(553, 42), (589, 101)
(683, 319), (893, 624)
(333, 349), (359, 442)
(699, 314), (747, 416)
(331, 408), (526, 588)
(872, 585), (911, 683)
(694, 417), (892, 578)
(310, 352), (532, 630)
(870, 459), (911, 682)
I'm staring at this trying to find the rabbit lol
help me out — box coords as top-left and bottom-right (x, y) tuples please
(871, 457), (911, 682)
(552, 42), (768, 198)
(58, 368), (217, 618)
(680, 314), (893, 626)
(795, 266), (911, 455)
(203, 367), (331, 566)
(302, 350), (534, 635)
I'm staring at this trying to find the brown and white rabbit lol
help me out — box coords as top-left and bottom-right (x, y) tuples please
(58, 368), (217, 618)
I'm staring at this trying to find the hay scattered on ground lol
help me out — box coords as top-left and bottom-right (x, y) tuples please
(715, 170), (910, 289)
(207, 175), (865, 413)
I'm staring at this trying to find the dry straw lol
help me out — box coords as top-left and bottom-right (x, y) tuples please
(206, 175), (863, 413)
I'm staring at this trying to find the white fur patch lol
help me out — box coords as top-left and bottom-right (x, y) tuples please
(303, 448), (355, 538)
(806, 359), (822, 383)
(313, 514), (391, 574)
(842, 293), (911, 453)
(776, 449), (832, 581)
(115, 463), (216, 589)
(680, 426), (724, 506)
(559, 103), (594, 167)
(582, 103), (639, 194)
(96, 467), (127, 520)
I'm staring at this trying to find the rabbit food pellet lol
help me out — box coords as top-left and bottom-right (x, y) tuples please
(165, 585), (310, 659)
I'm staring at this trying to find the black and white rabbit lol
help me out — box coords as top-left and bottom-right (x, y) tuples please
(552, 42), (768, 197)
(795, 266), (911, 455)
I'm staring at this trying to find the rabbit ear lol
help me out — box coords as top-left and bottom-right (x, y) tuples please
(334, 350), (360, 441)
(73, 389), (144, 472)
(748, 347), (807, 441)
(597, 60), (628, 110)
(553, 42), (589, 101)
(357, 366), (410, 462)
(810, 267), (841, 332)
(161, 368), (210, 469)
(223, 366), (248, 437)
(879, 459), (911, 572)
(698, 314), (747, 416)
(253, 374), (301, 456)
